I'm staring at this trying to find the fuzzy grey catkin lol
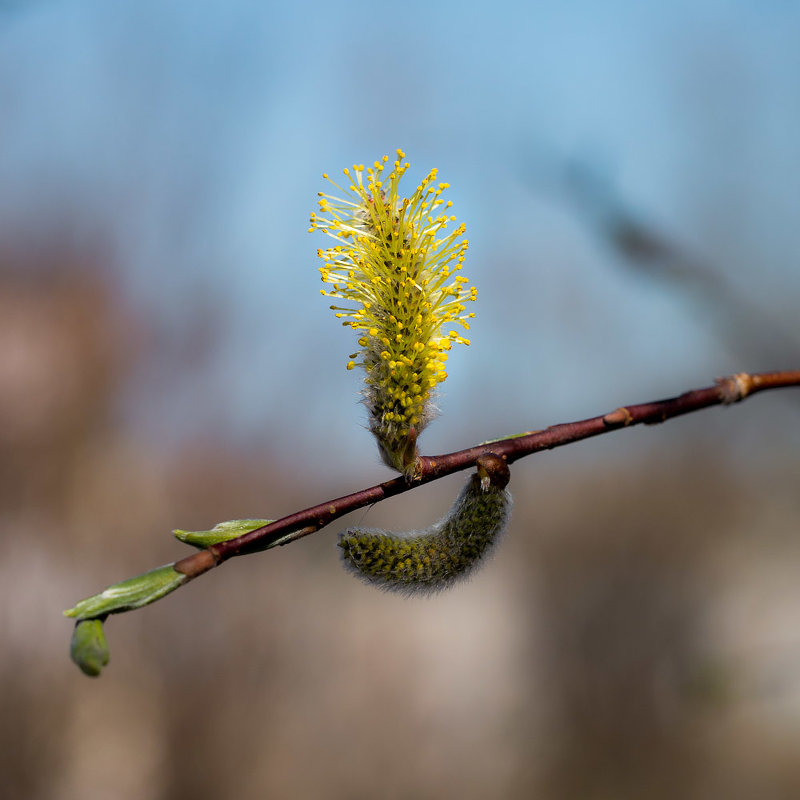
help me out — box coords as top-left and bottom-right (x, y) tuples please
(338, 468), (512, 594)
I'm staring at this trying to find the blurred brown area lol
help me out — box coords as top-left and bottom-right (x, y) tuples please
(1, 240), (800, 800)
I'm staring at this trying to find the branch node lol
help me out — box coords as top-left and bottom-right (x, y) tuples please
(716, 372), (754, 404)
(174, 549), (218, 579)
(476, 452), (510, 490)
(414, 456), (437, 481)
(603, 406), (634, 427)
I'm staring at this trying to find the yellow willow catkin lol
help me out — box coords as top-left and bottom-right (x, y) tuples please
(338, 455), (512, 594)
(309, 149), (476, 473)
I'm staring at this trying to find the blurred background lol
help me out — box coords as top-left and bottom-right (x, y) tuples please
(1, 1), (799, 798)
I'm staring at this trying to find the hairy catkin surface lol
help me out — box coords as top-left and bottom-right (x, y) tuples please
(338, 474), (512, 594)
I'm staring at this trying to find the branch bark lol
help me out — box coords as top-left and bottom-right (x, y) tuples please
(170, 370), (800, 579)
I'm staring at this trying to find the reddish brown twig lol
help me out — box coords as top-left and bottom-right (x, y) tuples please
(173, 370), (800, 580)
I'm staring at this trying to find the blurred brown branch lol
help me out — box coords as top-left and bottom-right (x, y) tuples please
(555, 157), (800, 364)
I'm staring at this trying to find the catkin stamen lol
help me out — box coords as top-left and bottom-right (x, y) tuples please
(310, 151), (476, 473)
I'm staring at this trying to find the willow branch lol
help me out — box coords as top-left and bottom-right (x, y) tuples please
(171, 369), (800, 580)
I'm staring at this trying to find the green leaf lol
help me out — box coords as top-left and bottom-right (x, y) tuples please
(64, 563), (187, 620)
(173, 519), (273, 548)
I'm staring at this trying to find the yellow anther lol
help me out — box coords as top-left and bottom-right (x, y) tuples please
(311, 149), (476, 471)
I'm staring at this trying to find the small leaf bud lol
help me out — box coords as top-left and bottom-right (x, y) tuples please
(70, 619), (110, 677)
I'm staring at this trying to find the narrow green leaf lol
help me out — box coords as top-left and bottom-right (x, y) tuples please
(64, 563), (187, 620)
(173, 519), (273, 548)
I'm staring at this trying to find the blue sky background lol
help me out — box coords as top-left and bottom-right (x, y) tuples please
(1, 0), (798, 476)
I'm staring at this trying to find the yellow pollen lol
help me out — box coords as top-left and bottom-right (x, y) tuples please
(310, 149), (477, 467)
